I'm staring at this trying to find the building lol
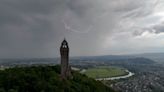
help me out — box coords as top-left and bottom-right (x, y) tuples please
(60, 39), (71, 79)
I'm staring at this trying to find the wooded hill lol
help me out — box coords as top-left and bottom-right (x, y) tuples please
(0, 65), (115, 92)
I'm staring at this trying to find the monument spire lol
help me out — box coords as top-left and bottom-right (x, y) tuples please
(60, 39), (71, 79)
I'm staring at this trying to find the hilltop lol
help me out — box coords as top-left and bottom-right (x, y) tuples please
(0, 65), (115, 92)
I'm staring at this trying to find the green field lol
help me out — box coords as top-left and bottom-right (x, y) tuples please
(83, 66), (127, 79)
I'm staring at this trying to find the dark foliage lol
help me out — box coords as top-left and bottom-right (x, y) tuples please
(0, 65), (115, 92)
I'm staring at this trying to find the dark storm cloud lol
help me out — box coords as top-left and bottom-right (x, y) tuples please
(0, 0), (121, 58)
(0, 0), (113, 58)
(0, 0), (163, 58)
(0, 0), (67, 58)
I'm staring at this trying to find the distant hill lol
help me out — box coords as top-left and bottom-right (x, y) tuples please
(71, 55), (155, 65)
(130, 53), (164, 63)
(0, 65), (115, 92)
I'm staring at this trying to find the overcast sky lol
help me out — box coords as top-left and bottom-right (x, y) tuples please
(0, 0), (164, 58)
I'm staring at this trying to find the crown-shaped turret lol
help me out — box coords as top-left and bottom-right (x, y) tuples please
(61, 39), (68, 48)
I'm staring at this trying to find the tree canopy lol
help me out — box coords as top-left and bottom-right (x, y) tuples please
(0, 65), (115, 92)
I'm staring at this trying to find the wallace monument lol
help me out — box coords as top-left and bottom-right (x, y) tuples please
(60, 39), (71, 79)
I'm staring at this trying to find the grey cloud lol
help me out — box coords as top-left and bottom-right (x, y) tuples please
(132, 21), (164, 36)
(153, 22), (164, 33)
(0, 0), (66, 58)
(0, 0), (163, 58)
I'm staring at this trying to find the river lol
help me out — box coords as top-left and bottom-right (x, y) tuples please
(96, 70), (135, 81)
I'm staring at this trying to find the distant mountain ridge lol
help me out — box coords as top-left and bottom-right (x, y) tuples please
(1, 52), (163, 66)
(130, 53), (164, 63)
(71, 54), (156, 65)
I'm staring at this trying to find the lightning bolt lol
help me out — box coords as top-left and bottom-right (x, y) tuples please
(62, 19), (93, 34)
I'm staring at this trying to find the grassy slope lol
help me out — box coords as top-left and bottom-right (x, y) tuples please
(0, 65), (115, 92)
(84, 66), (127, 79)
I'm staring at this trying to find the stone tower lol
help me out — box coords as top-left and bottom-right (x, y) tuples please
(60, 39), (71, 79)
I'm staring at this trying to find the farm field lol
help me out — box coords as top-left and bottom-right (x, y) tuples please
(83, 66), (127, 79)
